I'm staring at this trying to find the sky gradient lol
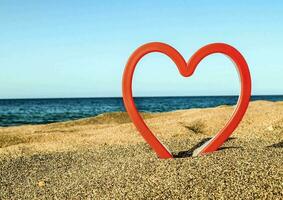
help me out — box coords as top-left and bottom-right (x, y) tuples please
(0, 1), (282, 98)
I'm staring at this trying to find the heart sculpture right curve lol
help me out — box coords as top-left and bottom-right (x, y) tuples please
(122, 42), (252, 159)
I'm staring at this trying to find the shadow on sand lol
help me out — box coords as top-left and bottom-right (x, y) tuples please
(267, 141), (283, 148)
(173, 137), (240, 158)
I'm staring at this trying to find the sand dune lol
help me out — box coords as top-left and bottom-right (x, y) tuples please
(0, 101), (282, 199)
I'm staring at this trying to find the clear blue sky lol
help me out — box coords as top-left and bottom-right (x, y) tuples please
(0, 1), (282, 98)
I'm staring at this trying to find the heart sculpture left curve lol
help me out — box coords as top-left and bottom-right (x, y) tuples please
(122, 42), (251, 159)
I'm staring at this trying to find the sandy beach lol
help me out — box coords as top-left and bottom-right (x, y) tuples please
(0, 100), (282, 199)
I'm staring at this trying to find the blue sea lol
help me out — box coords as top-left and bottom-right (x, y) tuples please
(0, 95), (282, 127)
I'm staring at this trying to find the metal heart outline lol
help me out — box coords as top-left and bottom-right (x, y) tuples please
(122, 42), (251, 159)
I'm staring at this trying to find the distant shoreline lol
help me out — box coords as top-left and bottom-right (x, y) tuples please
(0, 97), (283, 127)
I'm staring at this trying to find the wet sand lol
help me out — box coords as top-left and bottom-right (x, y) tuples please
(0, 101), (282, 199)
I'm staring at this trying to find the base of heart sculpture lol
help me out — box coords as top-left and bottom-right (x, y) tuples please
(122, 42), (251, 159)
(192, 138), (214, 157)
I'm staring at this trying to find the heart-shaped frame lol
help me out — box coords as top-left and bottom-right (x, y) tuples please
(122, 42), (251, 159)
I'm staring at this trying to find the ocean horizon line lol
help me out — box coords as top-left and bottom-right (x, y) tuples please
(0, 94), (283, 100)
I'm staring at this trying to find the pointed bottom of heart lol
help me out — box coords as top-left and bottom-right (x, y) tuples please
(192, 138), (214, 156)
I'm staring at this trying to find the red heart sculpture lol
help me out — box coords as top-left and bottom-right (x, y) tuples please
(122, 42), (251, 159)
